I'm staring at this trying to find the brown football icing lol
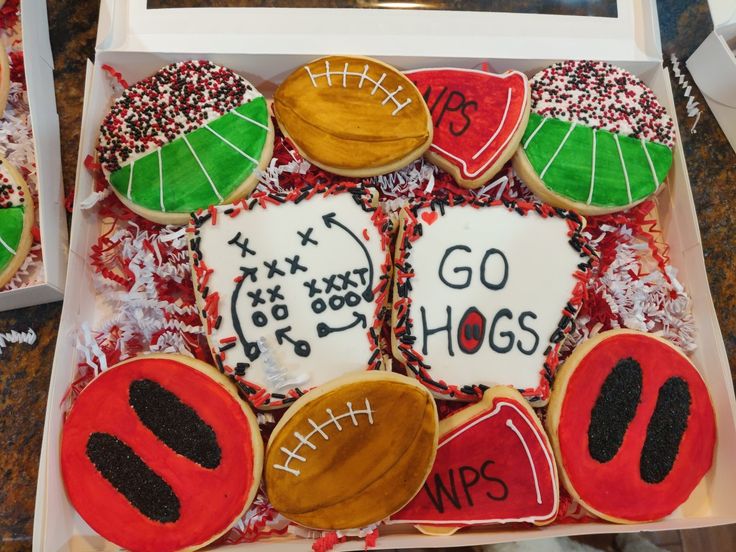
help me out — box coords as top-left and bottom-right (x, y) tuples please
(273, 55), (432, 174)
(265, 372), (438, 530)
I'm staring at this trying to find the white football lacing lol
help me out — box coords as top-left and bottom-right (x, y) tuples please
(304, 60), (412, 116)
(273, 398), (374, 477)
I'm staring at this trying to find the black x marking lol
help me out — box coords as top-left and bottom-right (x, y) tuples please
(267, 285), (285, 303)
(263, 259), (286, 279)
(228, 232), (256, 257)
(284, 255), (307, 274)
(303, 279), (321, 297)
(321, 275), (340, 293)
(246, 288), (266, 307)
(338, 271), (358, 289)
(297, 227), (318, 247)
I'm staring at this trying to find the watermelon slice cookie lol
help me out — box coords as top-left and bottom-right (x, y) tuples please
(514, 60), (675, 215)
(97, 60), (274, 224)
(406, 68), (530, 188)
(0, 156), (33, 289)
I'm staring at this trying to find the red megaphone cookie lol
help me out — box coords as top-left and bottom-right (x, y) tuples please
(391, 386), (558, 534)
(406, 68), (530, 188)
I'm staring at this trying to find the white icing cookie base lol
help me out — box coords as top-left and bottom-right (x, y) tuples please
(190, 189), (390, 409)
(395, 201), (589, 400)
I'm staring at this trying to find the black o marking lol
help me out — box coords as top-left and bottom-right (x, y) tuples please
(345, 291), (361, 307)
(311, 298), (326, 314)
(86, 432), (180, 523)
(252, 311), (268, 327)
(588, 358), (643, 463)
(272, 304), (289, 321)
(640, 377), (691, 484)
(328, 294), (345, 311)
(129, 379), (222, 469)
(480, 248), (509, 291)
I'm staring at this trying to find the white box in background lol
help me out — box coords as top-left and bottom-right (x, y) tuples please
(0, 0), (67, 311)
(687, 0), (736, 153)
(34, 1), (736, 550)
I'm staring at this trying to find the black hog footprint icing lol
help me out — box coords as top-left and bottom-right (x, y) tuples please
(188, 182), (392, 409)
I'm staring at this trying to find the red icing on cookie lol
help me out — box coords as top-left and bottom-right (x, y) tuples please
(61, 355), (261, 552)
(392, 389), (557, 527)
(556, 332), (715, 522)
(406, 68), (529, 184)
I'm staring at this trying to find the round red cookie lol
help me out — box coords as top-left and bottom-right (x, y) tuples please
(61, 354), (263, 552)
(546, 330), (716, 523)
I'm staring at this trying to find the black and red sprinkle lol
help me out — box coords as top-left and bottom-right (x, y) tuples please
(530, 60), (675, 148)
(97, 60), (259, 173)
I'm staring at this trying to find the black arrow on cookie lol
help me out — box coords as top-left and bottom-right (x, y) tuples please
(322, 212), (374, 302)
(316, 312), (367, 338)
(275, 326), (311, 357)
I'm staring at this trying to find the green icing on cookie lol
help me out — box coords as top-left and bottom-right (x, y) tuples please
(0, 206), (25, 272)
(109, 96), (269, 214)
(522, 113), (673, 207)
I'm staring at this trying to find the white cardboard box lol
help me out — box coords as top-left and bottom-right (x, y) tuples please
(0, 0), (67, 311)
(34, 1), (736, 550)
(687, 0), (736, 153)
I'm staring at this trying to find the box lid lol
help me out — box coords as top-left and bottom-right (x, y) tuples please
(707, 0), (736, 30)
(96, 0), (663, 63)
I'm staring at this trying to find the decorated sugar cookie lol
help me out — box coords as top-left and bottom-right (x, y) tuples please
(273, 55), (433, 177)
(546, 330), (716, 523)
(97, 60), (274, 224)
(0, 156), (34, 289)
(0, 43), (9, 117)
(392, 194), (595, 404)
(391, 387), (558, 533)
(264, 371), (439, 530)
(188, 182), (392, 409)
(513, 60), (675, 215)
(61, 355), (263, 552)
(406, 68), (530, 188)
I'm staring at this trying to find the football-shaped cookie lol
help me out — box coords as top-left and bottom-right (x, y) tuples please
(273, 55), (433, 177)
(264, 371), (439, 530)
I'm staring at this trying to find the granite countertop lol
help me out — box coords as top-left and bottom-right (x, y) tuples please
(0, 0), (734, 548)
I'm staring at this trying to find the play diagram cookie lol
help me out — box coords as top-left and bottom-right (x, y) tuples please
(514, 60), (675, 215)
(546, 330), (716, 523)
(0, 156), (33, 289)
(391, 386), (558, 533)
(406, 68), (530, 188)
(188, 182), (392, 409)
(61, 355), (263, 552)
(264, 371), (439, 530)
(97, 60), (274, 224)
(392, 194), (595, 404)
(273, 55), (432, 177)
